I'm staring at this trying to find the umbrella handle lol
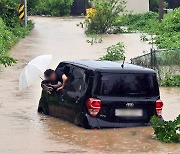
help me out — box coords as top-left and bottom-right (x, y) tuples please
(39, 76), (44, 80)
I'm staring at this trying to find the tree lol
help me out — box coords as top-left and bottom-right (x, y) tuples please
(159, 0), (164, 21)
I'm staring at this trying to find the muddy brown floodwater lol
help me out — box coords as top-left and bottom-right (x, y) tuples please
(0, 17), (179, 154)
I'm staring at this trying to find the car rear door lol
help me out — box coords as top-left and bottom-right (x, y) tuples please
(92, 71), (160, 123)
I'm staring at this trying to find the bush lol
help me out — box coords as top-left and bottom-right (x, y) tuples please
(151, 115), (180, 143)
(28, 0), (73, 16)
(161, 74), (180, 87)
(158, 49), (180, 66)
(0, 53), (17, 67)
(85, 0), (126, 34)
(100, 42), (125, 61)
(0, 0), (20, 28)
(0, 1), (34, 68)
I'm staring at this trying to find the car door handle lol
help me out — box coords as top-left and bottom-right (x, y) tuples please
(75, 97), (80, 104)
(61, 95), (65, 102)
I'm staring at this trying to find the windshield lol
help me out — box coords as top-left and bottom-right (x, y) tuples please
(94, 72), (159, 97)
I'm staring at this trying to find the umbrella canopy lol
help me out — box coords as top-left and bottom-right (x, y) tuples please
(19, 55), (52, 91)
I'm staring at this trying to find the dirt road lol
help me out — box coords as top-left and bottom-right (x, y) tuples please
(0, 17), (179, 154)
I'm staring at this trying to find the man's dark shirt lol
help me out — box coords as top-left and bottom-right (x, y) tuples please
(55, 68), (64, 83)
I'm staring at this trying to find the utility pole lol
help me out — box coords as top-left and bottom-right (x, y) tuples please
(24, 0), (28, 27)
(159, 0), (164, 22)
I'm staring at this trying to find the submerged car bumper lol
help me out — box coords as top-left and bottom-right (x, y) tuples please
(85, 114), (151, 129)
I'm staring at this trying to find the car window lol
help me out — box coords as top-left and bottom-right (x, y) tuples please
(55, 63), (70, 77)
(66, 67), (87, 97)
(94, 72), (159, 97)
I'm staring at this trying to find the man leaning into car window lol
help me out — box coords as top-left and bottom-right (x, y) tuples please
(43, 68), (68, 91)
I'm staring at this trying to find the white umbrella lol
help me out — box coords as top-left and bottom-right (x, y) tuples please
(19, 55), (52, 91)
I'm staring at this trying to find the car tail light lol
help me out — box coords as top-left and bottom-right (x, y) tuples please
(86, 98), (101, 117)
(156, 99), (163, 118)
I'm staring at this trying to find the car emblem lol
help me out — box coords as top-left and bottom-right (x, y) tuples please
(126, 103), (134, 108)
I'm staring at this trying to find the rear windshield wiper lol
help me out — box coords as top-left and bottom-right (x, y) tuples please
(128, 92), (147, 95)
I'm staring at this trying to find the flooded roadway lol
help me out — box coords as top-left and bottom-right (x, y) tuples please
(0, 17), (179, 154)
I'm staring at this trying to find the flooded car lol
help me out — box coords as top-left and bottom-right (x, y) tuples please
(38, 60), (163, 129)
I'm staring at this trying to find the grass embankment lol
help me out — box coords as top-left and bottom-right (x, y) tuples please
(0, 0), (34, 67)
(118, 8), (180, 49)
(0, 18), (34, 67)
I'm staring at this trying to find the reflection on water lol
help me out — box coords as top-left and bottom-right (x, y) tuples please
(0, 17), (179, 153)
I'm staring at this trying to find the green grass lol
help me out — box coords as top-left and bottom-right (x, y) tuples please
(118, 8), (180, 49)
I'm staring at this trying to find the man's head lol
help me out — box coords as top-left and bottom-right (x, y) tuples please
(44, 69), (56, 81)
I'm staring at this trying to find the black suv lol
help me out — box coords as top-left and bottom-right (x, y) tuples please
(38, 60), (163, 129)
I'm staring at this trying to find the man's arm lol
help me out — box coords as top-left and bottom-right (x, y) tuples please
(49, 83), (62, 89)
(56, 74), (68, 91)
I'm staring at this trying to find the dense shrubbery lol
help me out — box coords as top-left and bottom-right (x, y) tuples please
(84, 0), (126, 34)
(161, 74), (180, 87)
(100, 42), (125, 61)
(151, 115), (180, 143)
(158, 49), (180, 66)
(118, 12), (159, 33)
(119, 8), (180, 49)
(28, 0), (73, 16)
(0, 0), (34, 67)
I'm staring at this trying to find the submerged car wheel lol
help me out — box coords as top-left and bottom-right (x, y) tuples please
(37, 106), (49, 115)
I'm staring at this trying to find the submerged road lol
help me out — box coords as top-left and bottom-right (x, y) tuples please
(0, 17), (179, 154)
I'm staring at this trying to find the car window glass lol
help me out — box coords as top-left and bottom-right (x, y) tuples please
(94, 73), (159, 97)
(67, 67), (87, 97)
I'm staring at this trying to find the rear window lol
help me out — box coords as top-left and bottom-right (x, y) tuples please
(94, 73), (159, 97)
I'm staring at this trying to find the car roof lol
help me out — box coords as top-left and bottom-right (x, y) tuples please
(61, 60), (156, 73)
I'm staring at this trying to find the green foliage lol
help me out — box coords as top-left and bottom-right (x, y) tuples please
(0, 52), (17, 67)
(157, 49), (180, 66)
(0, 18), (16, 52)
(0, 0), (34, 67)
(28, 0), (73, 16)
(100, 42), (125, 61)
(140, 34), (149, 41)
(85, 0), (126, 34)
(161, 74), (180, 87)
(151, 115), (180, 143)
(0, 0), (20, 28)
(155, 8), (180, 48)
(119, 8), (180, 49)
(119, 12), (159, 33)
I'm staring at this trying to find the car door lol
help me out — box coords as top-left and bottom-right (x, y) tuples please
(62, 66), (87, 123)
(48, 63), (70, 119)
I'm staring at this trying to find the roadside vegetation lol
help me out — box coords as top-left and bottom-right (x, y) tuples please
(118, 8), (180, 87)
(161, 74), (180, 87)
(117, 8), (180, 49)
(151, 115), (180, 143)
(100, 42), (125, 61)
(0, 0), (34, 68)
(84, 0), (126, 34)
(28, 0), (73, 16)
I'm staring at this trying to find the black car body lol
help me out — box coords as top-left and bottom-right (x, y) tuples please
(38, 60), (163, 129)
